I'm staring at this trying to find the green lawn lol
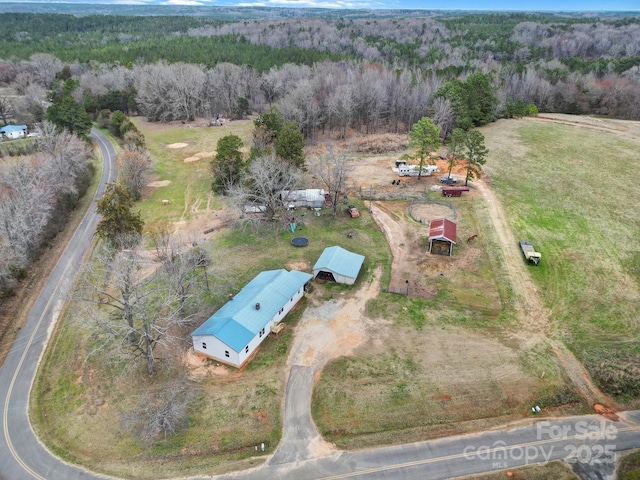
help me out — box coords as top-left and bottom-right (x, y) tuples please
(482, 118), (640, 405)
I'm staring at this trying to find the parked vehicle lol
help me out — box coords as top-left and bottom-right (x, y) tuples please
(519, 240), (541, 265)
(442, 186), (470, 197)
(440, 175), (458, 184)
(347, 205), (360, 218)
(398, 164), (438, 177)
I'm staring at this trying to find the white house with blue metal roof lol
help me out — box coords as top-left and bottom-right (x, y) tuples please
(313, 246), (365, 285)
(0, 124), (27, 139)
(191, 269), (312, 368)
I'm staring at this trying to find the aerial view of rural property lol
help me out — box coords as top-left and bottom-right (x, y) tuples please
(0, 0), (639, 479)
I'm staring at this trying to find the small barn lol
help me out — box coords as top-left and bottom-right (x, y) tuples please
(313, 246), (365, 285)
(191, 269), (312, 368)
(0, 125), (27, 139)
(281, 189), (326, 209)
(428, 218), (457, 256)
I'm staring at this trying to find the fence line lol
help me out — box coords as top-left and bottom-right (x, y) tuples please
(408, 198), (457, 224)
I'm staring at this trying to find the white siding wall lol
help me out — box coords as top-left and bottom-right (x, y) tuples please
(192, 286), (306, 368)
(192, 334), (240, 367)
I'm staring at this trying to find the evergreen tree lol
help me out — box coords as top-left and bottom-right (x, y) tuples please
(96, 182), (144, 245)
(408, 117), (441, 180)
(275, 121), (305, 168)
(45, 95), (92, 137)
(211, 134), (244, 194)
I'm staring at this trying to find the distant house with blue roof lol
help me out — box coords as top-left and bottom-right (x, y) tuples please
(0, 124), (27, 139)
(191, 269), (312, 368)
(313, 246), (365, 285)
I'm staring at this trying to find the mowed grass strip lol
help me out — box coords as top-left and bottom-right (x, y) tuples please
(482, 118), (640, 405)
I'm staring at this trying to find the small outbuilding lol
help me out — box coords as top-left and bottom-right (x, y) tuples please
(313, 246), (365, 285)
(428, 218), (457, 256)
(281, 189), (326, 209)
(191, 269), (312, 368)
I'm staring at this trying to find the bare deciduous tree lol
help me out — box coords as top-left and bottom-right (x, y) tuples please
(122, 381), (194, 444)
(77, 239), (194, 375)
(228, 154), (303, 227)
(0, 95), (15, 125)
(151, 228), (211, 319)
(118, 149), (152, 201)
(308, 146), (353, 217)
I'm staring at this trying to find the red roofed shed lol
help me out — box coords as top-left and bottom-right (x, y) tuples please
(428, 218), (457, 256)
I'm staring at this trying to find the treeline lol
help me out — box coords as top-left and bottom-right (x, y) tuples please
(0, 14), (341, 71)
(1, 13), (640, 129)
(0, 124), (93, 297)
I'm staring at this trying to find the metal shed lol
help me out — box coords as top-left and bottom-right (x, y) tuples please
(428, 218), (457, 256)
(313, 246), (365, 285)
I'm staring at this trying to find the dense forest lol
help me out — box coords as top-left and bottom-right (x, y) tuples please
(1, 9), (640, 293)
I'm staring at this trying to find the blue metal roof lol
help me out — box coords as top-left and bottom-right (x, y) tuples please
(0, 125), (27, 133)
(313, 246), (365, 280)
(191, 269), (312, 352)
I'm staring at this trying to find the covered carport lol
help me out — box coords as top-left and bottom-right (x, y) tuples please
(313, 246), (365, 285)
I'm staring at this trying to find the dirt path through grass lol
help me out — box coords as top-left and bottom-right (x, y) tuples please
(270, 268), (382, 466)
(475, 179), (616, 409)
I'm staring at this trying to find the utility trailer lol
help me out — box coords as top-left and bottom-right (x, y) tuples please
(519, 240), (541, 265)
(442, 186), (470, 197)
(398, 164), (439, 177)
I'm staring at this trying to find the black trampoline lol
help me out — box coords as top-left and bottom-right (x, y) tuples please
(291, 237), (309, 247)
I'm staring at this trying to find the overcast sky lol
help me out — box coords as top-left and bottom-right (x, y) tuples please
(1, 0), (638, 10)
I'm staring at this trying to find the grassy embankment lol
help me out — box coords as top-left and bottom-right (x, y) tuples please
(31, 118), (391, 479)
(482, 118), (640, 407)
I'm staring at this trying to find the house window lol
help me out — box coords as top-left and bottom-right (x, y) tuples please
(202, 342), (207, 350)
(245, 346), (249, 354)
(225, 350), (230, 358)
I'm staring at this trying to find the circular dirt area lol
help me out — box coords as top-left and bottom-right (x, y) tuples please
(411, 202), (456, 223)
(167, 142), (188, 149)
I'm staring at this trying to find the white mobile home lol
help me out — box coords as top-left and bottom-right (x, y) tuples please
(398, 164), (439, 177)
(280, 189), (326, 209)
(0, 125), (27, 139)
(191, 269), (312, 368)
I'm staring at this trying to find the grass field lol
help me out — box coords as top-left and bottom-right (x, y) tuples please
(312, 192), (582, 450)
(32, 117), (393, 478)
(481, 118), (640, 406)
(31, 115), (640, 478)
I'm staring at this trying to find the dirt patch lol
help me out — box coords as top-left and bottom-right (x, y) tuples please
(167, 142), (188, 149)
(286, 261), (312, 273)
(288, 268), (382, 369)
(593, 403), (619, 422)
(184, 151), (215, 163)
(147, 180), (172, 187)
(371, 199), (485, 298)
(185, 348), (231, 379)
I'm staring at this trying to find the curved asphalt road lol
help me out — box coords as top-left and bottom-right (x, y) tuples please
(0, 130), (639, 480)
(0, 129), (116, 480)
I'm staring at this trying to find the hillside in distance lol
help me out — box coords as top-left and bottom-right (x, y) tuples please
(0, 2), (637, 19)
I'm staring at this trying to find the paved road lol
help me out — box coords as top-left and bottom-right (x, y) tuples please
(1, 130), (639, 480)
(0, 129), (116, 480)
(213, 411), (640, 480)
